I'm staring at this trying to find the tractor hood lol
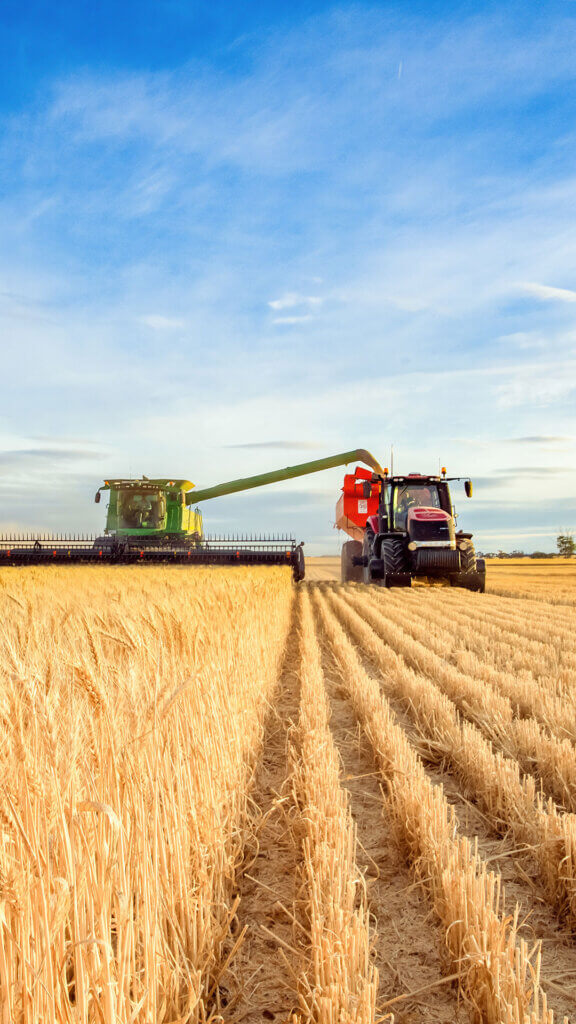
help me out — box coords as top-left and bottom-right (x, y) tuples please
(406, 507), (456, 549)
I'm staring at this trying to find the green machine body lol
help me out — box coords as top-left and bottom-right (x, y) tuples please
(96, 479), (203, 541)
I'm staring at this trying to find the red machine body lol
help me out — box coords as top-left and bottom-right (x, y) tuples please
(336, 465), (485, 592)
(335, 465), (380, 541)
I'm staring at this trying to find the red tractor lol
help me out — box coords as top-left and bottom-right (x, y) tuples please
(336, 466), (485, 591)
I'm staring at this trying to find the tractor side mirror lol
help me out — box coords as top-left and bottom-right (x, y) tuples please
(362, 481), (372, 498)
(465, 480), (473, 498)
(94, 491), (101, 503)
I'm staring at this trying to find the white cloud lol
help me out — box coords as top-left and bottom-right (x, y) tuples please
(268, 293), (323, 311)
(478, 528), (558, 540)
(272, 314), (314, 325)
(494, 368), (576, 409)
(138, 315), (186, 330)
(519, 282), (576, 303)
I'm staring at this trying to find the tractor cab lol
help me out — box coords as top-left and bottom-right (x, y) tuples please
(386, 476), (452, 531)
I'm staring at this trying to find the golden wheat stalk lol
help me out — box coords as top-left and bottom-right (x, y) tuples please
(0, 566), (293, 1023)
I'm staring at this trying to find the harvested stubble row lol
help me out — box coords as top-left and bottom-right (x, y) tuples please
(0, 567), (292, 1024)
(434, 585), (576, 629)
(326, 588), (576, 931)
(374, 588), (574, 723)
(382, 588), (576, 691)
(293, 589), (377, 1022)
(311, 587), (552, 1024)
(342, 588), (576, 809)
(414, 593), (573, 688)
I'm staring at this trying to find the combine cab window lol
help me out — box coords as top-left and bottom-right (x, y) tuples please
(118, 490), (166, 530)
(393, 485), (441, 530)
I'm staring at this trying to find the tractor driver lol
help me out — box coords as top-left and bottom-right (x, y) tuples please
(394, 485), (438, 528)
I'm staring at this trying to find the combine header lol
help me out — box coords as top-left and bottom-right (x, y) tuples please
(0, 450), (384, 581)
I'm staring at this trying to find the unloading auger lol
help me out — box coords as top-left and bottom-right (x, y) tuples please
(0, 449), (384, 580)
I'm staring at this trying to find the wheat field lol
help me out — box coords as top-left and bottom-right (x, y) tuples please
(1, 564), (576, 1023)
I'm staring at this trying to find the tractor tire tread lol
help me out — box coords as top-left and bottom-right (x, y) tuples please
(460, 542), (477, 573)
(381, 537), (407, 575)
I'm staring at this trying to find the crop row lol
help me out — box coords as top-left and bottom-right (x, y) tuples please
(311, 588), (551, 1024)
(324, 587), (576, 929)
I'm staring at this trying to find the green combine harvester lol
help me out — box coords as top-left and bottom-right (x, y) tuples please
(0, 449), (384, 580)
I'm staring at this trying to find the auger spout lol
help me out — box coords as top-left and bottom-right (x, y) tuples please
(186, 449), (385, 505)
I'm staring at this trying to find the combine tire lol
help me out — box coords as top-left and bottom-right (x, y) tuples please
(380, 537), (411, 587)
(341, 540), (363, 583)
(292, 543), (306, 583)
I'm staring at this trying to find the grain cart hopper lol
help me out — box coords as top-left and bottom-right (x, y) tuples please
(337, 465), (485, 590)
(0, 449), (384, 580)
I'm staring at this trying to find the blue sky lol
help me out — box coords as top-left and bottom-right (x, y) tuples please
(1, 0), (575, 552)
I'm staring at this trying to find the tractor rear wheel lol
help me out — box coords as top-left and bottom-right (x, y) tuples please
(341, 540), (363, 583)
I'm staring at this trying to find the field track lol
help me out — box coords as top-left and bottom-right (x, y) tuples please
(1, 566), (576, 1023)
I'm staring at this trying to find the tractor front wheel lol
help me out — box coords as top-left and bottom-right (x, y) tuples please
(380, 537), (411, 587)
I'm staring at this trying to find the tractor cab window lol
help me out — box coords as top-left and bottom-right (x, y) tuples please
(393, 484), (440, 530)
(118, 489), (166, 530)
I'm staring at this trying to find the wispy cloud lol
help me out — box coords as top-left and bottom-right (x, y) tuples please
(272, 314), (314, 325)
(268, 293), (323, 311)
(0, 448), (106, 465)
(223, 440), (320, 450)
(504, 435), (574, 444)
(520, 282), (576, 303)
(494, 466), (572, 476)
(138, 314), (186, 330)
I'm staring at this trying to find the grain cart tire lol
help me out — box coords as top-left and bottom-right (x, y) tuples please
(341, 540), (363, 583)
(380, 537), (411, 587)
(362, 527), (384, 584)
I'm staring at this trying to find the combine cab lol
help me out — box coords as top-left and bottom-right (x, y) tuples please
(337, 467), (485, 591)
